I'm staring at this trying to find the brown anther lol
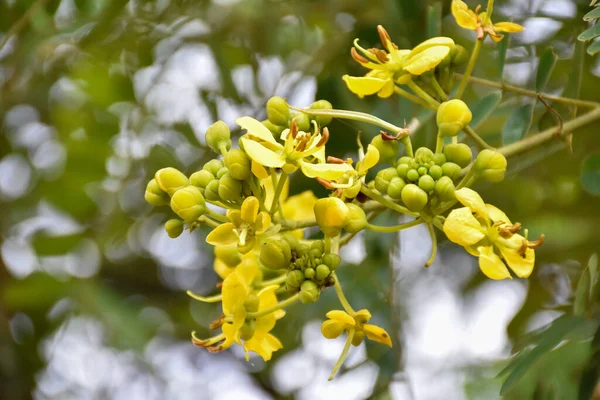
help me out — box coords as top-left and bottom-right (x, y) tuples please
(317, 127), (330, 147)
(475, 4), (481, 13)
(192, 337), (210, 347)
(216, 282), (223, 289)
(289, 118), (298, 139)
(351, 47), (369, 64)
(498, 222), (522, 238)
(316, 177), (335, 190)
(517, 241), (528, 256)
(296, 137), (308, 152)
(327, 156), (347, 164)
(377, 25), (392, 50)
(207, 345), (224, 353)
(209, 314), (225, 330)
(380, 131), (398, 141)
(372, 48), (389, 63)
(527, 234), (545, 249)
(336, 188), (343, 197)
(476, 25), (485, 40)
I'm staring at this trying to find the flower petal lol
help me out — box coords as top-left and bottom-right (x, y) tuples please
(364, 324), (393, 347)
(326, 310), (356, 326)
(356, 144), (380, 175)
(451, 0), (478, 30)
(254, 211), (271, 235)
(443, 207), (486, 247)
(241, 197), (259, 224)
(240, 138), (286, 168)
(321, 320), (347, 339)
(486, 204), (511, 225)
(251, 160), (270, 179)
(493, 22), (525, 33)
(478, 246), (511, 280)
(377, 79), (395, 98)
(499, 235), (535, 278)
(299, 160), (353, 180)
(206, 223), (238, 246)
(222, 271), (250, 316)
(283, 191), (318, 221)
(404, 46), (450, 75)
(237, 116), (278, 144)
(343, 75), (392, 98)
(455, 188), (489, 218)
(410, 37), (455, 56)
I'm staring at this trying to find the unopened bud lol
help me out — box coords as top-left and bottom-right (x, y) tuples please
(401, 184), (428, 212)
(218, 173), (242, 202)
(451, 45), (469, 66)
(344, 203), (367, 234)
(418, 175), (436, 192)
(262, 119), (284, 135)
(304, 267), (315, 279)
(266, 96), (290, 126)
(309, 100), (333, 126)
(322, 253), (341, 270)
(292, 113), (311, 132)
(170, 186), (206, 222)
(371, 135), (398, 164)
(204, 180), (220, 201)
(434, 176), (456, 202)
(443, 143), (472, 168)
(310, 240), (325, 254)
(260, 238), (292, 270)
(315, 264), (330, 281)
(299, 280), (320, 304)
(205, 121), (231, 154)
(433, 153), (447, 165)
(406, 169), (420, 182)
(239, 320), (255, 341)
(473, 149), (507, 182)
(244, 293), (260, 313)
(216, 167), (229, 179)
(396, 163), (410, 179)
(428, 165), (443, 180)
(190, 170), (215, 189)
(374, 167), (399, 194)
(145, 179), (170, 206)
(287, 270), (305, 288)
(441, 162), (462, 180)
(387, 177), (406, 200)
(165, 219), (184, 238)
(155, 167), (189, 196)
(414, 147), (435, 164)
(224, 149), (251, 181)
(203, 159), (223, 176)
(314, 197), (349, 237)
(436, 99), (472, 137)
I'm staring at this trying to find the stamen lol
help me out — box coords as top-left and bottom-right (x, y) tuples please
(372, 48), (389, 63)
(289, 118), (298, 139)
(527, 234), (545, 249)
(498, 222), (522, 238)
(216, 282), (223, 289)
(377, 25), (392, 50)
(351, 47), (369, 64)
(317, 127), (330, 147)
(316, 177), (335, 190)
(209, 314), (225, 330)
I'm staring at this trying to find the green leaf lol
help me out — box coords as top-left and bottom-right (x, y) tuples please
(536, 48), (558, 91)
(32, 233), (85, 256)
(584, 7), (600, 22)
(578, 23), (600, 42)
(574, 267), (591, 316)
(497, 35), (510, 81)
(502, 103), (534, 145)
(426, 3), (442, 38)
(587, 39), (600, 55)
(470, 91), (502, 129)
(581, 153), (600, 195)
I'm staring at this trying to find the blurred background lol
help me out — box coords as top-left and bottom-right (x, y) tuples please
(1, 0), (600, 399)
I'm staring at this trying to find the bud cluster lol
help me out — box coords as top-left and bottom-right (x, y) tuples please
(264, 97), (333, 135)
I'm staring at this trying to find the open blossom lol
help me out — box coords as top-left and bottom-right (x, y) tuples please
(322, 309), (392, 347)
(451, 0), (524, 42)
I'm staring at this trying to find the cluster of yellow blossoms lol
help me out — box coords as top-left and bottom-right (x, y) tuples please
(144, 0), (541, 379)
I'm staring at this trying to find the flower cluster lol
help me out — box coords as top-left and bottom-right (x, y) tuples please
(143, 3), (537, 379)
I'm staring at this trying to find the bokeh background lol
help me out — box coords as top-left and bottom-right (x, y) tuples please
(1, 0), (600, 399)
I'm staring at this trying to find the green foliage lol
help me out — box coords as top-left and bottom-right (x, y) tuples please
(581, 153), (600, 195)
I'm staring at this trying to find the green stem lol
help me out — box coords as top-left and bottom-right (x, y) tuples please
(0, 0), (49, 51)
(187, 291), (222, 303)
(258, 274), (287, 287)
(360, 186), (418, 217)
(333, 273), (355, 315)
(329, 329), (355, 380)
(463, 125), (494, 150)
(206, 209), (229, 223)
(247, 293), (299, 319)
(484, 0), (495, 24)
(199, 216), (221, 228)
(393, 86), (435, 109)
(435, 134), (444, 154)
(248, 177), (267, 211)
(279, 218), (318, 230)
(324, 235), (332, 253)
(407, 80), (440, 109)
(400, 136), (414, 157)
(218, 143), (229, 157)
(456, 165), (476, 190)
(366, 218), (423, 233)
(206, 199), (234, 210)
(270, 171), (288, 214)
(424, 223), (437, 267)
(456, 39), (483, 99)
(431, 77), (448, 101)
(340, 209), (384, 246)
(287, 106), (404, 134)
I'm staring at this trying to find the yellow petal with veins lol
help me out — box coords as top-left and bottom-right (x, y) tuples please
(237, 116), (279, 145)
(477, 246), (511, 280)
(241, 197), (259, 224)
(499, 235), (535, 278)
(241, 138), (286, 168)
(356, 145), (380, 175)
(299, 160), (353, 180)
(404, 46), (450, 75)
(377, 79), (395, 98)
(493, 22), (525, 33)
(321, 320), (347, 339)
(342, 75), (392, 98)
(486, 204), (511, 225)
(443, 207), (486, 247)
(455, 188), (489, 218)
(451, 0), (478, 30)
(206, 223), (238, 246)
(363, 324), (393, 347)
(254, 212), (271, 235)
(409, 37), (454, 56)
(326, 310), (356, 326)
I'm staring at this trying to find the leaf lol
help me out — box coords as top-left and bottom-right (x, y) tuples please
(426, 3), (442, 38)
(587, 39), (600, 55)
(32, 233), (85, 256)
(499, 315), (587, 395)
(497, 35), (510, 81)
(536, 48), (558, 91)
(584, 7), (600, 21)
(574, 266), (591, 316)
(502, 103), (534, 145)
(581, 153), (600, 195)
(470, 91), (502, 129)
(578, 23), (600, 42)
(590, 254), (599, 299)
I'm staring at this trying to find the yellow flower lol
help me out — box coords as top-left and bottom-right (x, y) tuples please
(321, 309), (392, 347)
(451, 0), (524, 42)
(443, 188), (542, 280)
(343, 25), (454, 98)
(206, 196), (271, 254)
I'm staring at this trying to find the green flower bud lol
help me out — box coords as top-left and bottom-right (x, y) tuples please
(310, 248), (322, 259)
(401, 184), (428, 212)
(309, 100), (333, 126)
(322, 253), (341, 270)
(239, 320), (255, 341)
(170, 186), (206, 222)
(215, 244), (242, 267)
(315, 264), (330, 281)
(437, 51), (453, 69)
(310, 240), (325, 254)
(216, 167), (229, 179)
(282, 234), (300, 251)
(244, 293), (260, 313)
(434, 176), (456, 202)
(387, 177), (406, 200)
(418, 166), (428, 176)
(205, 120), (231, 153)
(165, 219), (184, 238)
(441, 162), (462, 180)
(287, 270), (305, 288)
(433, 153), (447, 165)
(155, 167), (189, 196)
(204, 180), (220, 201)
(299, 280), (320, 304)
(314, 197), (349, 237)
(344, 203), (367, 234)
(371, 135), (398, 164)
(262, 119), (284, 135)
(428, 165), (443, 180)
(292, 113), (311, 132)
(418, 175), (436, 192)
(451, 45), (469, 66)
(397, 156), (413, 165)
(190, 170), (214, 189)
(436, 99), (472, 137)
(218, 173), (242, 202)
(407, 169), (420, 182)
(260, 238), (292, 270)
(304, 267), (315, 279)
(473, 149), (507, 182)
(415, 147), (435, 164)
(203, 159), (223, 176)
(266, 96), (290, 126)
(396, 163), (410, 178)
(443, 143), (472, 168)
(375, 167), (399, 194)
(297, 243), (310, 256)
(145, 179), (170, 206)
(224, 148), (251, 180)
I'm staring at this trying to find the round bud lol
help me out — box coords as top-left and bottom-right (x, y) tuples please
(433, 153), (447, 165)
(262, 119), (284, 135)
(203, 159), (223, 176)
(473, 149), (507, 182)
(436, 99), (472, 137)
(396, 163), (410, 179)
(304, 267), (315, 279)
(224, 149), (251, 180)
(266, 96), (290, 126)
(287, 270), (305, 288)
(170, 186), (206, 222)
(282, 234), (300, 251)
(322, 253), (341, 270)
(215, 244), (242, 267)
(243, 293), (260, 313)
(443, 143), (472, 168)
(314, 197), (349, 237)
(451, 45), (469, 66)
(292, 113), (311, 132)
(344, 203), (367, 234)
(387, 177), (406, 200)
(375, 167), (399, 194)
(310, 240), (325, 254)
(418, 175), (436, 192)
(397, 156), (413, 165)
(190, 170), (214, 189)
(417, 166), (428, 176)
(260, 239), (292, 270)
(401, 184), (428, 212)
(204, 180), (220, 201)
(315, 264), (330, 281)
(428, 165), (443, 180)
(165, 219), (184, 238)
(299, 280), (320, 304)
(216, 167), (229, 179)
(205, 120), (231, 153)
(441, 162), (462, 180)
(371, 135), (398, 164)
(309, 100), (333, 126)
(406, 169), (420, 182)
(145, 179), (170, 206)
(239, 320), (255, 341)
(218, 174), (242, 202)
(155, 167), (189, 196)
(414, 147), (435, 164)
(434, 176), (456, 202)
